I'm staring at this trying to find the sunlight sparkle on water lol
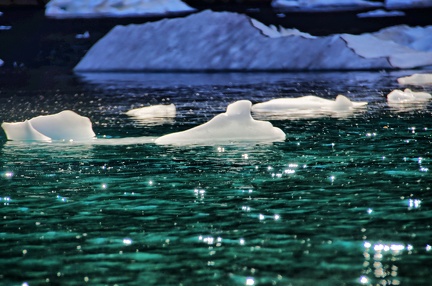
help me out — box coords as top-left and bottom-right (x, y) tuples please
(246, 277), (255, 285)
(122, 238), (132, 245)
(408, 199), (421, 209)
(360, 276), (368, 284)
(4, 171), (13, 178)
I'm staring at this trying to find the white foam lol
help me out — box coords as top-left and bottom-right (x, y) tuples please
(397, 73), (432, 85)
(1, 110), (96, 141)
(155, 100), (285, 145)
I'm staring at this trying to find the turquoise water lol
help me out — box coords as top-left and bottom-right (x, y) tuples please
(1, 70), (432, 285)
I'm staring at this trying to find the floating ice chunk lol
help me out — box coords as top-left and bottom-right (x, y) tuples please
(272, 0), (382, 12)
(397, 73), (432, 85)
(126, 104), (176, 125)
(357, 9), (405, 18)
(1, 110), (96, 141)
(1, 120), (51, 141)
(155, 100), (285, 145)
(387, 88), (432, 103)
(46, 0), (195, 18)
(252, 95), (367, 119)
(126, 104), (176, 119)
(76, 31), (90, 39)
(385, 0), (432, 9)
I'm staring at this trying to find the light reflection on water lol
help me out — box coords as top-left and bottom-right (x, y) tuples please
(0, 70), (432, 285)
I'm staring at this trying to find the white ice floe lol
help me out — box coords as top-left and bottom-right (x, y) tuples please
(385, 0), (432, 9)
(357, 9), (405, 18)
(46, 0), (195, 18)
(74, 10), (432, 71)
(272, 0), (382, 11)
(1, 110), (96, 141)
(126, 104), (176, 125)
(387, 88), (432, 103)
(251, 95), (367, 119)
(397, 73), (432, 85)
(154, 100), (286, 145)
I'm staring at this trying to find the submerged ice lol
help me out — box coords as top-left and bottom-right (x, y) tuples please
(155, 100), (286, 145)
(1, 110), (96, 141)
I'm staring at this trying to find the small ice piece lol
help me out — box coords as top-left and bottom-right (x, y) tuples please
(397, 73), (432, 86)
(76, 31), (90, 39)
(387, 88), (432, 103)
(252, 95), (367, 119)
(155, 100), (285, 145)
(126, 104), (176, 119)
(357, 9), (405, 18)
(1, 110), (95, 141)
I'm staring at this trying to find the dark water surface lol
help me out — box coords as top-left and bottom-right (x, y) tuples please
(1, 69), (432, 285)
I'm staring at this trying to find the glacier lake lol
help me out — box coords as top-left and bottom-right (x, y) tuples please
(1, 69), (432, 285)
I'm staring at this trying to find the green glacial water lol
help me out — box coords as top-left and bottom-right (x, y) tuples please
(1, 70), (431, 285)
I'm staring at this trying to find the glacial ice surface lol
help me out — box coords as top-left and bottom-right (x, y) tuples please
(155, 100), (286, 145)
(1, 110), (96, 141)
(74, 10), (432, 71)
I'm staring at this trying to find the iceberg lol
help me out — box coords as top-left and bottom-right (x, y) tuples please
(74, 10), (432, 71)
(126, 104), (176, 125)
(1, 110), (96, 141)
(154, 100), (286, 145)
(387, 89), (432, 103)
(385, 0), (432, 9)
(397, 73), (432, 85)
(251, 95), (367, 119)
(45, 0), (195, 18)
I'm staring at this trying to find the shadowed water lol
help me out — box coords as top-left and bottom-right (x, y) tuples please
(1, 70), (432, 285)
